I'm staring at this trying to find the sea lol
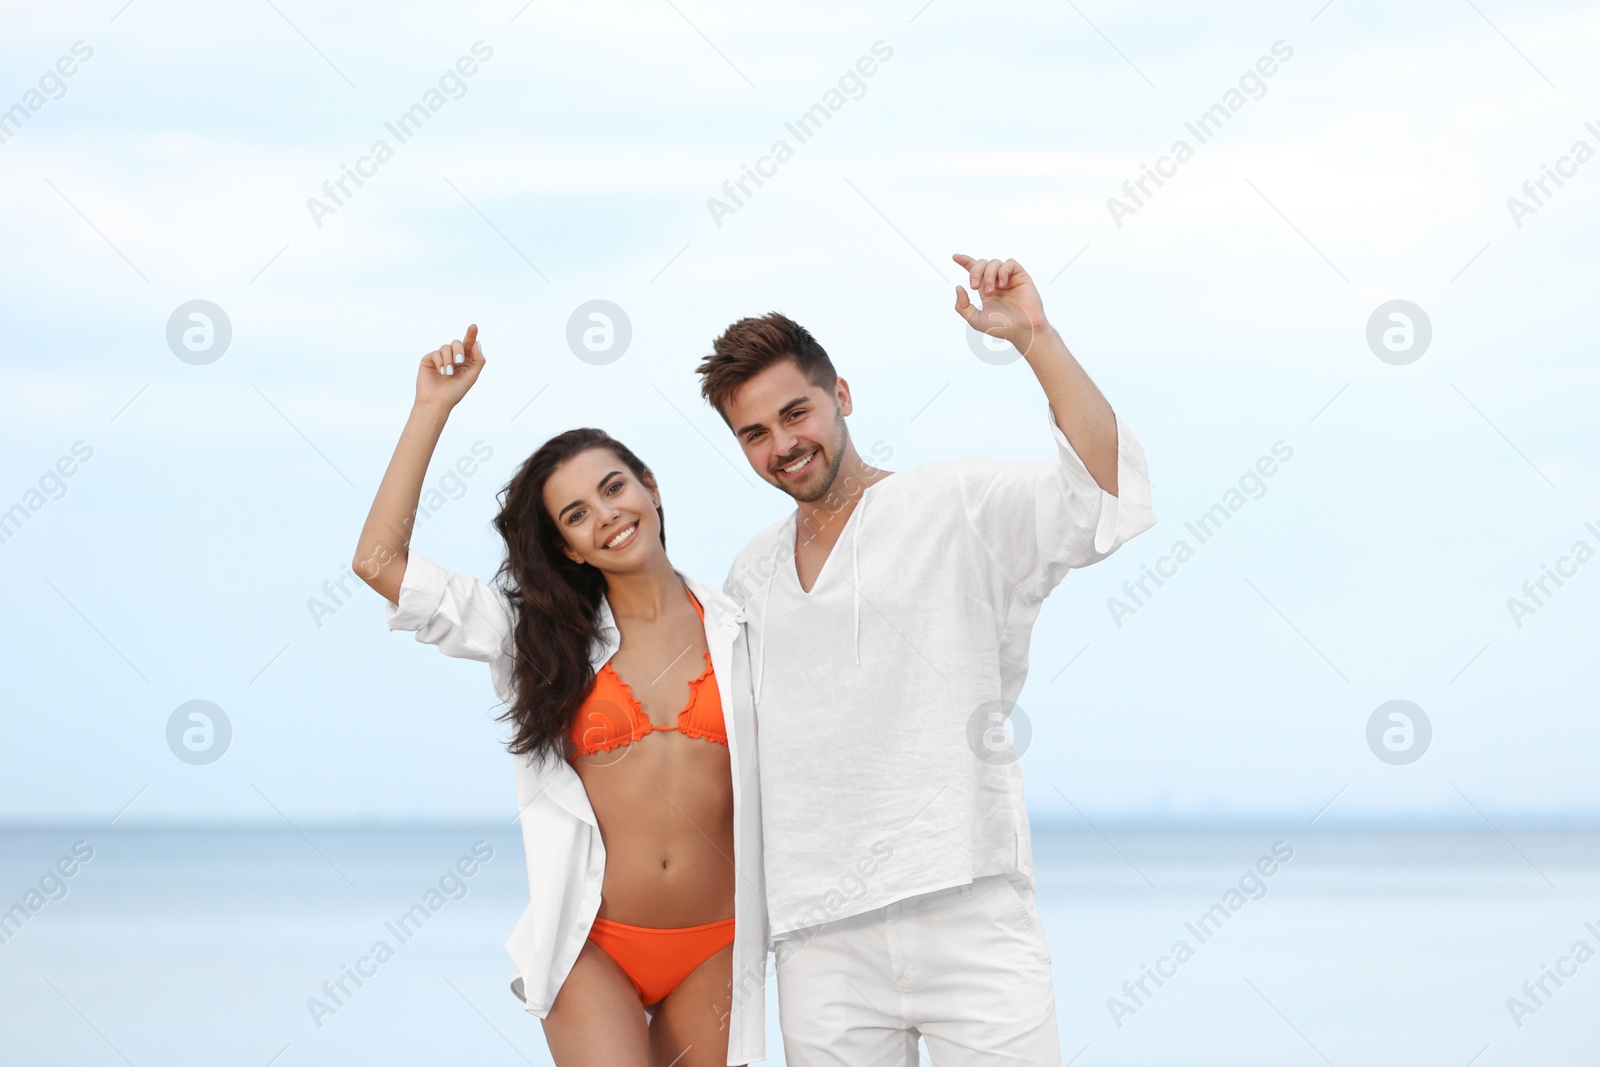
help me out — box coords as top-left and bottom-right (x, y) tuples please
(2, 821), (1595, 1065)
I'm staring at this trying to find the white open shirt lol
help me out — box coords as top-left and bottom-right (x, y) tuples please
(723, 403), (1156, 937)
(385, 553), (768, 1065)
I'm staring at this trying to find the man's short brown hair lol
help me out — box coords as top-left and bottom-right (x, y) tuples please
(697, 312), (838, 421)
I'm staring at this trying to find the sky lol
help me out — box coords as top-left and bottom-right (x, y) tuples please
(1, 0), (1596, 825)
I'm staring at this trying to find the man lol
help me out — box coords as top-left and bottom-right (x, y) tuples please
(696, 253), (1156, 1065)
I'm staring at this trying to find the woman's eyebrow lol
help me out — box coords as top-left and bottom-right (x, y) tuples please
(557, 471), (624, 520)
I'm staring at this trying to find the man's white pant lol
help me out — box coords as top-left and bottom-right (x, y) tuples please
(772, 874), (1061, 1066)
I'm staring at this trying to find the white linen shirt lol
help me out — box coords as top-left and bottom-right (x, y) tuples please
(722, 404), (1156, 938)
(385, 553), (768, 1065)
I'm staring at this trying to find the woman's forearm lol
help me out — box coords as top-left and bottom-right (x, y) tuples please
(352, 400), (452, 604)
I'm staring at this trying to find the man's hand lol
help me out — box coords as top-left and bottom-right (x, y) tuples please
(952, 254), (1050, 358)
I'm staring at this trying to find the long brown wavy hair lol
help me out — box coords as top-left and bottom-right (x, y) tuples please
(490, 428), (665, 760)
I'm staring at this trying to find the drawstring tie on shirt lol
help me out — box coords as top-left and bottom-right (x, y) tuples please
(850, 491), (867, 667)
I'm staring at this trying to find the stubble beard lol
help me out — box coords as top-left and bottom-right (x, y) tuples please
(775, 417), (850, 504)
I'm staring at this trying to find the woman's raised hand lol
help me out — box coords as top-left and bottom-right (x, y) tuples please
(415, 323), (486, 410)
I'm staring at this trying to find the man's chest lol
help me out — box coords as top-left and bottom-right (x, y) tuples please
(792, 528), (847, 594)
(762, 518), (998, 638)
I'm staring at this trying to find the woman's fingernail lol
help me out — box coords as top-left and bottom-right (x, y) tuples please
(444, 364), (454, 376)
(455, 352), (464, 364)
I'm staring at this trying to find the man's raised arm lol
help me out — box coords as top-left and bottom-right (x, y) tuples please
(952, 252), (1124, 496)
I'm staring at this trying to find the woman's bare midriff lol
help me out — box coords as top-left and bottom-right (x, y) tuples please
(573, 731), (736, 928)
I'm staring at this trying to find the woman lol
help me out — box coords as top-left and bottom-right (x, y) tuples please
(352, 324), (766, 1066)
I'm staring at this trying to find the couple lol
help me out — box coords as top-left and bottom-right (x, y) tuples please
(353, 254), (1156, 1066)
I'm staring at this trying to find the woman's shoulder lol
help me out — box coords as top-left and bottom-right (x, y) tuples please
(676, 569), (742, 622)
(647, 573), (740, 647)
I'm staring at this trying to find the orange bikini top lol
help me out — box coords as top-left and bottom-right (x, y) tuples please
(567, 587), (726, 761)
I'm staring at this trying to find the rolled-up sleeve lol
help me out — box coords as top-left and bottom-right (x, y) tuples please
(385, 552), (518, 702)
(1045, 403), (1155, 565)
(961, 403), (1157, 593)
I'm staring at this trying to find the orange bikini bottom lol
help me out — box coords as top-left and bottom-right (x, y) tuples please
(587, 915), (736, 1006)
